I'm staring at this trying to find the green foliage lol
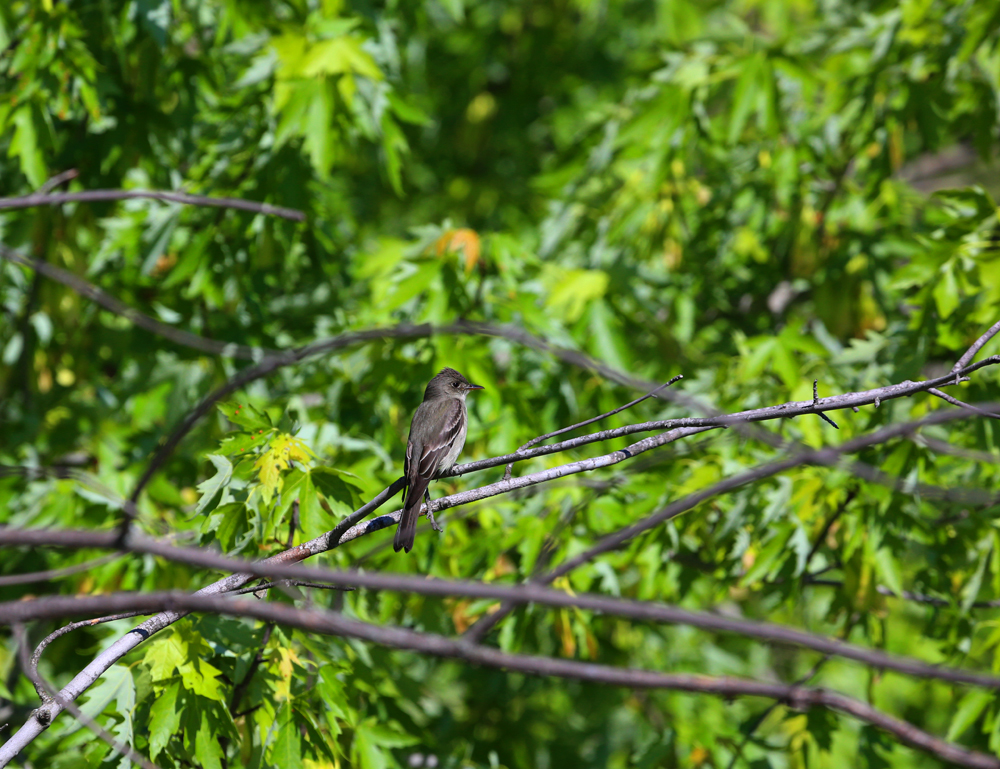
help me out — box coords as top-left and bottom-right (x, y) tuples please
(3, 0), (1000, 767)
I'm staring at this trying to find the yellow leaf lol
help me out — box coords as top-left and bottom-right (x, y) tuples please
(555, 610), (576, 657)
(273, 647), (300, 701)
(254, 434), (315, 503)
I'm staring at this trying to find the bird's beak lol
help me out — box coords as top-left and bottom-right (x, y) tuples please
(466, 383), (485, 391)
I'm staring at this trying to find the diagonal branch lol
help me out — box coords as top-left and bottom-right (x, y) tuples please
(953, 319), (1000, 374)
(2, 595), (998, 769)
(461, 405), (1000, 641)
(0, 246), (285, 360)
(11, 625), (160, 769)
(2, 581), (999, 690)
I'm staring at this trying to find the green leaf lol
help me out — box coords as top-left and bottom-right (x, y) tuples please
(545, 268), (610, 322)
(219, 401), (272, 432)
(298, 472), (333, 536)
(353, 719), (389, 769)
(962, 544), (991, 613)
(209, 502), (250, 552)
(194, 710), (225, 769)
(301, 36), (383, 80)
(195, 455), (233, 515)
(947, 689), (993, 741)
(379, 261), (440, 311)
(806, 707), (837, 752)
(388, 92), (431, 126)
(219, 429), (271, 456)
(148, 682), (181, 760)
(270, 704), (303, 767)
(311, 466), (363, 510)
(380, 113), (408, 196)
(587, 299), (629, 373)
(358, 722), (419, 748)
(728, 54), (761, 144)
(874, 547), (903, 597)
(741, 525), (794, 585)
(9, 107), (45, 187)
(178, 657), (225, 702)
(145, 634), (186, 682)
(933, 265), (961, 319)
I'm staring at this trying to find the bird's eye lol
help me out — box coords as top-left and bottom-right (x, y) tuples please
(453, 381), (460, 388)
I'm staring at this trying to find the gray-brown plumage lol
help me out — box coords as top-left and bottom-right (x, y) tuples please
(394, 367), (484, 553)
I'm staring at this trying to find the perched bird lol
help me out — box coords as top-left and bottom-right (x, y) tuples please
(394, 367), (484, 553)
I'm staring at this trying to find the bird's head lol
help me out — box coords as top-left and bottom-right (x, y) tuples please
(424, 367), (485, 401)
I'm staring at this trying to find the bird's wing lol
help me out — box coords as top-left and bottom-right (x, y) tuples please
(408, 398), (466, 480)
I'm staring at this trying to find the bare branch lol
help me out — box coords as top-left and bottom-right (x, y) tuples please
(28, 613), (150, 692)
(1, 539), (999, 690)
(0, 188), (306, 221)
(11, 625), (160, 769)
(462, 405), (998, 641)
(4, 246), (999, 517)
(953, 319), (1000, 374)
(133, 350), (1000, 521)
(502, 376), (682, 480)
(813, 379), (839, 428)
(228, 580), (355, 597)
(0, 246), (285, 360)
(2, 596), (998, 769)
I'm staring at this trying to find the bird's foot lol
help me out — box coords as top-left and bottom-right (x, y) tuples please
(425, 506), (444, 533)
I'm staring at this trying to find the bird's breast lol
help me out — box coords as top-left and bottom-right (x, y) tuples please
(438, 418), (468, 471)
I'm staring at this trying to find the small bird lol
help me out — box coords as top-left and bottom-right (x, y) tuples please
(394, 367), (484, 553)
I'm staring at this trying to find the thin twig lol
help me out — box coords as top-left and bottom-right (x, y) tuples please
(953, 319), (1000, 374)
(34, 169), (79, 195)
(0, 189), (306, 221)
(928, 388), (1000, 420)
(813, 379), (839, 429)
(0, 553), (122, 588)
(228, 580), (355, 597)
(29, 613), (150, 684)
(502, 376), (682, 480)
(806, 579), (1000, 609)
(914, 435), (1000, 465)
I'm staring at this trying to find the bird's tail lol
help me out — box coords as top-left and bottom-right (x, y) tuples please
(394, 477), (430, 553)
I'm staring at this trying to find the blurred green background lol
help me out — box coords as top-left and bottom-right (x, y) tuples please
(3, 0), (1000, 767)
